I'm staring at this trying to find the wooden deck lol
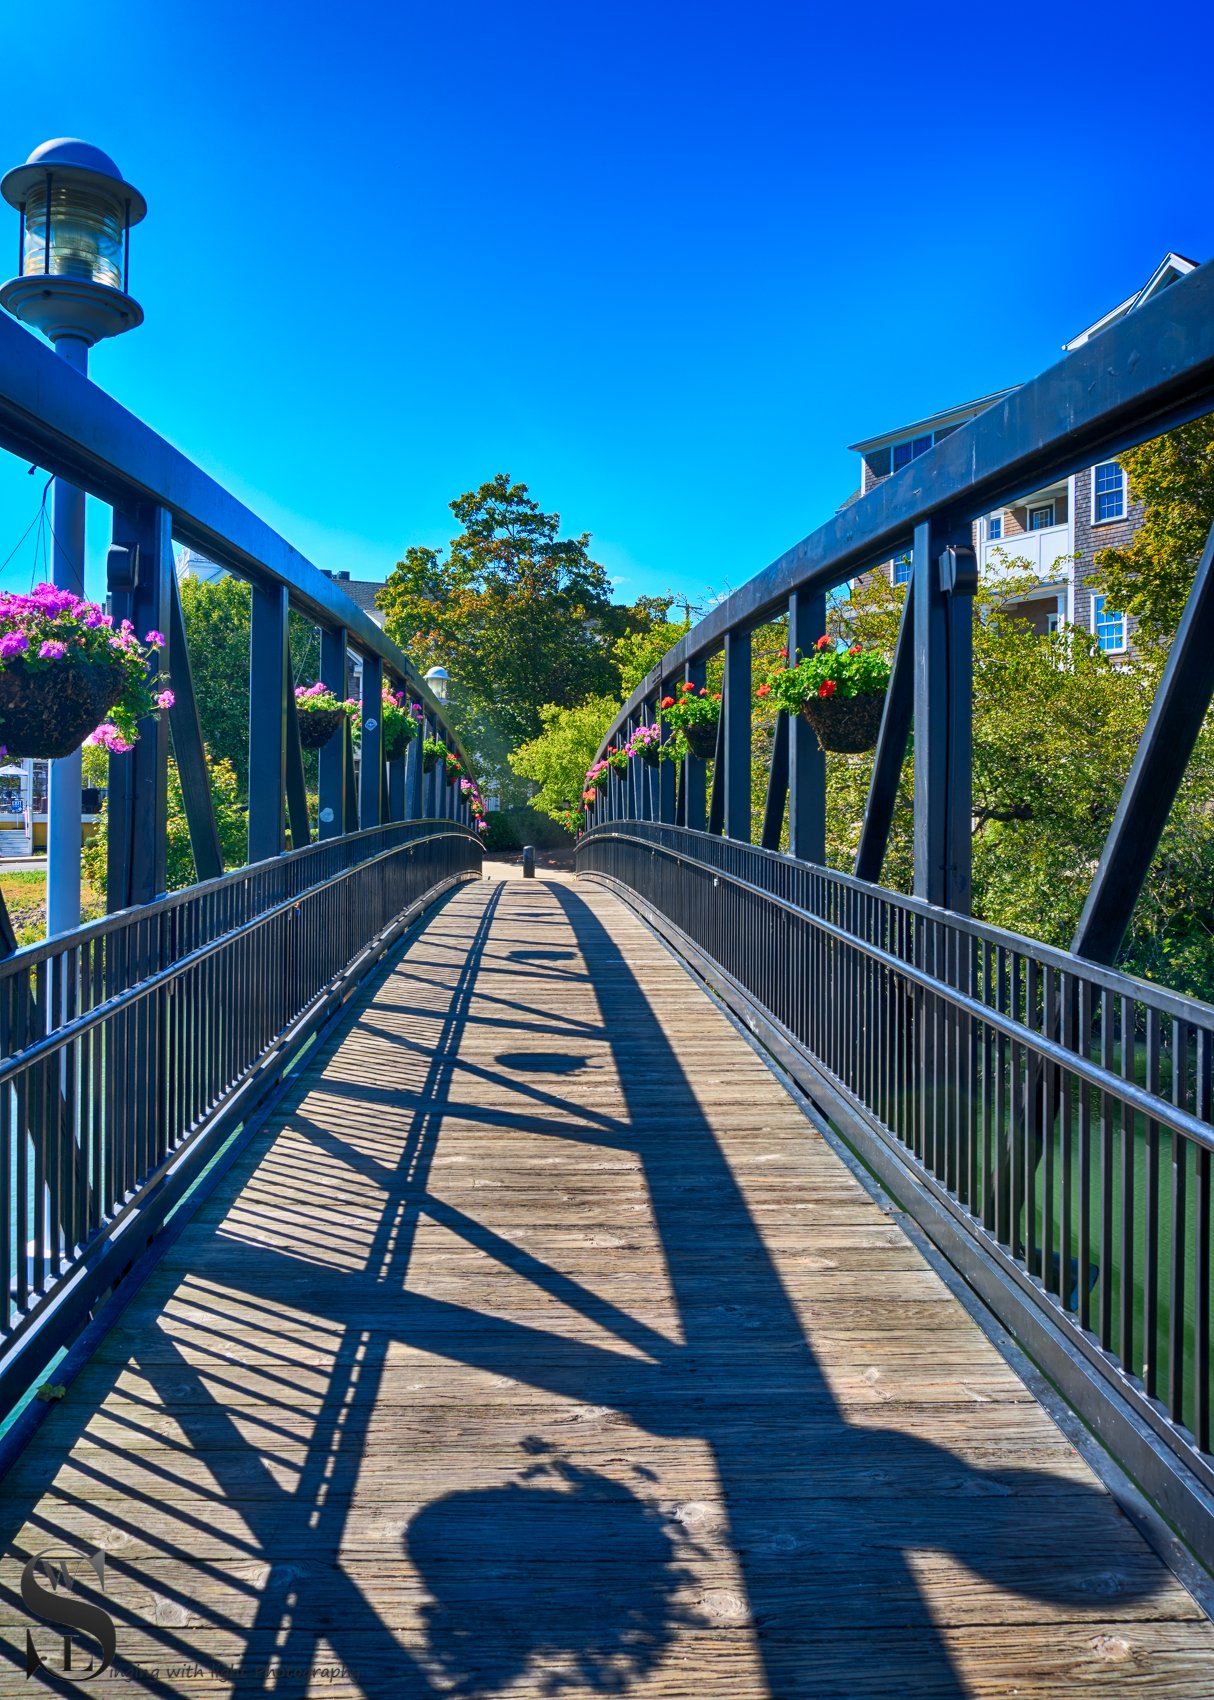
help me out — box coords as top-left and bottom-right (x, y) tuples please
(1, 870), (1212, 1696)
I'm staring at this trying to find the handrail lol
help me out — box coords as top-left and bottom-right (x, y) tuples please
(595, 260), (1214, 754)
(0, 311), (470, 762)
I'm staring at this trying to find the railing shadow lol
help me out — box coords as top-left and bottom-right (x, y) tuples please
(0, 877), (1179, 1698)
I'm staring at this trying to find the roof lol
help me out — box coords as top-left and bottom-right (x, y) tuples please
(1063, 253), (1199, 349)
(847, 389), (1017, 456)
(848, 254), (1202, 456)
(322, 572), (387, 625)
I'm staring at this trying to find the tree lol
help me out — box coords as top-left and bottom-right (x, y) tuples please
(377, 476), (673, 792)
(509, 696), (620, 819)
(83, 754), (249, 894)
(176, 574), (323, 795)
(178, 574), (252, 789)
(1093, 416), (1214, 645)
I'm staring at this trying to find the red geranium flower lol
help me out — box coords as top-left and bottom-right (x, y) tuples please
(699, 688), (708, 696)
(756, 683), (771, 697)
(680, 681), (694, 692)
(849, 644), (862, 655)
(815, 635), (831, 651)
(660, 695), (675, 710)
(712, 693), (721, 701)
(818, 679), (837, 698)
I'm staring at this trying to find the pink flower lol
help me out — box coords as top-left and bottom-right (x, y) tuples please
(88, 723), (134, 753)
(144, 630), (165, 648)
(38, 639), (67, 659)
(0, 631), (29, 660)
(155, 689), (176, 710)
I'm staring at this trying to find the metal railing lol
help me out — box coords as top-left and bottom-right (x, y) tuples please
(579, 823), (1214, 1544)
(571, 272), (1214, 1556)
(1, 818), (482, 1412)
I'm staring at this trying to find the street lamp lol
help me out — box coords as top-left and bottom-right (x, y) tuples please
(1, 139), (147, 936)
(424, 666), (450, 704)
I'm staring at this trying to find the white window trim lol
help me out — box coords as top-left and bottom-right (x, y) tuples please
(1091, 592), (1128, 654)
(1090, 460), (1128, 527)
(1027, 502), (1056, 531)
(986, 512), (1003, 541)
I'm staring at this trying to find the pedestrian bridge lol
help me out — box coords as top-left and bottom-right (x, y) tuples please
(1, 257), (1214, 1696)
(3, 868), (1212, 1696)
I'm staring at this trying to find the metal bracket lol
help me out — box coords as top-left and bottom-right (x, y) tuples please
(106, 541), (141, 591)
(938, 543), (978, 596)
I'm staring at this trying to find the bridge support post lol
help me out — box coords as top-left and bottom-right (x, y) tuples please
(723, 629), (751, 841)
(284, 661), (311, 849)
(855, 584), (914, 884)
(405, 701), (424, 820)
(1074, 516), (1214, 964)
(106, 502), (171, 908)
(683, 659), (707, 831)
(912, 517), (976, 912)
(423, 711), (439, 818)
(318, 628), (347, 839)
(659, 677), (677, 825)
(787, 589), (826, 863)
(163, 571), (223, 883)
(360, 654), (383, 829)
(248, 582), (288, 863)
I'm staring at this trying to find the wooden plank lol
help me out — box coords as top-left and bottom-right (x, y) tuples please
(0, 871), (1210, 1698)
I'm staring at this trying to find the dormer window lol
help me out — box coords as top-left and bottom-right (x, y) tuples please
(1028, 503), (1055, 531)
(987, 514), (1003, 541)
(892, 434), (933, 472)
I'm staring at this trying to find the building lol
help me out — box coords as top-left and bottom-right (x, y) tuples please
(848, 254), (1198, 654)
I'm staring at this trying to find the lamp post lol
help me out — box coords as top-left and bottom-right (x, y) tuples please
(424, 666), (450, 704)
(0, 139), (146, 936)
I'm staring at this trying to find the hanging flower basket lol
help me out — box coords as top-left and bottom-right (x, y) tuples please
(297, 707), (347, 749)
(628, 724), (663, 766)
(0, 657), (127, 759)
(757, 639), (892, 756)
(295, 683), (356, 749)
(0, 584), (168, 759)
(683, 722), (718, 760)
(422, 738), (447, 774)
(659, 682), (720, 761)
(800, 692), (885, 754)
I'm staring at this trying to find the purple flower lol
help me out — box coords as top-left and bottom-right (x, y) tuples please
(0, 630), (29, 660)
(38, 639), (67, 660)
(88, 723), (134, 753)
(144, 630), (165, 648)
(155, 689), (175, 710)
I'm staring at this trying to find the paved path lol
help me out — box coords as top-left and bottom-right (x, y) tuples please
(1, 874), (1211, 1696)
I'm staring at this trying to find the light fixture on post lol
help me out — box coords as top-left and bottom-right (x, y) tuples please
(424, 666), (450, 704)
(0, 139), (147, 937)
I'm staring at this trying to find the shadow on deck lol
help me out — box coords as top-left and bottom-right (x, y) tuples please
(0, 874), (1209, 1697)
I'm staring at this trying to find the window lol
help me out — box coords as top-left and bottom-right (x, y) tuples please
(892, 550), (912, 585)
(1028, 503), (1055, 531)
(1092, 593), (1126, 652)
(1093, 460), (1126, 523)
(892, 433), (934, 472)
(987, 513), (1003, 541)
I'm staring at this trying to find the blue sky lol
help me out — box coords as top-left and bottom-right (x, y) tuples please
(1, 0), (1211, 616)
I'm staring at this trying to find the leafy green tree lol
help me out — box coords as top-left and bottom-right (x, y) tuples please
(611, 606), (693, 695)
(178, 574), (252, 789)
(83, 755), (249, 894)
(377, 476), (672, 791)
(1094, 416), (1214, 645)
(509, 696), (619, 819)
